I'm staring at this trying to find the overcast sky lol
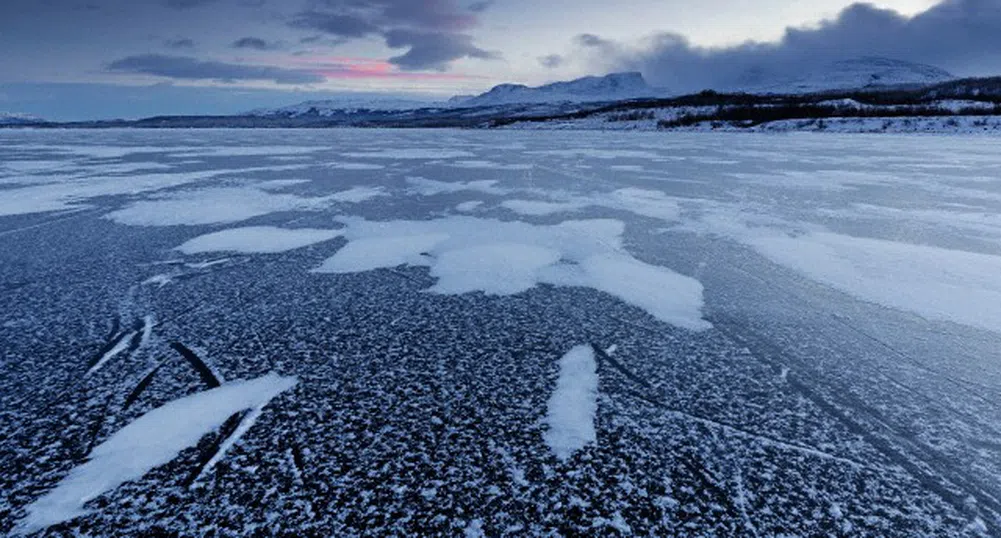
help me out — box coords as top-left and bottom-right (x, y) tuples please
(3, 0), (999, 119)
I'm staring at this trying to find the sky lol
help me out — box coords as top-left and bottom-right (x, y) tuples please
(1, 0), (999, 120)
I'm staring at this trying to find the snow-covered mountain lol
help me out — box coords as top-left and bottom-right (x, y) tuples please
(733, 57), (954, 94)
(0, 112), (44, 125)
(249, 96), (441, 117)
(452, 72), (658, 107)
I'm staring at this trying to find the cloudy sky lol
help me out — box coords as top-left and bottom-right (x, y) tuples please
(2, 0), (999, 119)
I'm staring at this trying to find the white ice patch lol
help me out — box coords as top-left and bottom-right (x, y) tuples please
(105, 187), (329, 226)
(17, 374), (297, 534)
(406, 177), (507, 196)
(544, 345), (598, 461)
(0, 170), (232, 217)
(501, 199), (587, 216)
(313, 233), (449, 274)
(748, 231), (1001, 334)
(342, 148), (475, 160)
(330, 186), (388, 203)
(326, 162), (386, 170)
(314, 216), (710, 329)
(455, 201), (484, 212)
(448, 160), (533, 171)
(176, 226), (341, 254)
(430, 243), (561, 296)
(499, 188), (682, 223)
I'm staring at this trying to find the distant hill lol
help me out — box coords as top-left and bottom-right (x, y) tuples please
(732, 57), (954, 94)
(451, 72), (659, 107)
(248, 96), (442, 118)
(0, 112), (45, 125)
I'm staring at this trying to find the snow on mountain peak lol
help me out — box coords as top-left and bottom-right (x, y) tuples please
(453, 72), (657, 107)
(732, 56), (954, 94)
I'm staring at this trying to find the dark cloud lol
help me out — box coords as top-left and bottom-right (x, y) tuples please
(289, 0), (491, 71)
(576, 33), (613, 48)
(607, 0), (1001, 93)
(538, 54), (564, 69)
(290, 11), (380, 38)
(232, 36), (280, 50)
(467, 1), (493, 13)
(107, 54), (324, 84)
(385, 28), (497, 71)
(164, 38), (195, 49)
(164, 0), (218, 8)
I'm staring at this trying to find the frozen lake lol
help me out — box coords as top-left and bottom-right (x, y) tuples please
(2, 128), (1001, 536)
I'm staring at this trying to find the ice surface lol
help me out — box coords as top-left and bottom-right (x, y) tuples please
(105, 187), (329, 226)
(544, 345), (598, 461)
(406, 177), (507, 196)
(176, 227), (341, 254)
(342, 148), (475, 160)
(329, 186), (388, 203)
(313, 233), (450, 274)
(314, 217), (710, 329)
(430, 243), (562, 296)
(0, 170), (230, 217)
(18, 374), (297, 533)
(455, 201), (484, 212)
(748, 231), (1001, 334)
(501, 199), (587, 216)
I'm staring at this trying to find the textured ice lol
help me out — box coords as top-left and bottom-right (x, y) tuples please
(18, 375), (298, 533)
(748, 231), (1001, 334)
(544, 345), (598, 461)
(177, 226), (341, 254)
(106, 187), (329, 226)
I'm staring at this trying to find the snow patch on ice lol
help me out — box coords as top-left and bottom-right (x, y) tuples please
(313, 233), (449, 273)
(544, 345), (598, 461)
(176, 226), (341, 254)
(748, 231), (1001, 334)
(313, 216), (709, 329)
(330, 186), (388, 203)
(501, 199), (587, 216)
(343, 148), (475, 160)
(17, 374), (298, 534)
(406, 177), (507, 196)
(105, 186), (330, 226)
(455, 201), (484, 212)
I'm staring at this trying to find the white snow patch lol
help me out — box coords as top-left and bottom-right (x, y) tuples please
(748, 231), (1001, 334)
(313, 233), (449, 274)
(455, 201), (484, 212)
(314, 217), (709, 329)
(448, 160), (533, 171)
(326, 162), (386, 170)
(406, 177), (506, 196)
(0, 170), (231, 217)
(501, 199), (587, 216)
(544, 345), (598, 461)
(430, 243), (561, 295)
(330, 186), (388, 203)
(342, 148), (475, 160)
(105, 186), (329, 226)
(176, 226), (341, 254)
(18, 374), (298, 534)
